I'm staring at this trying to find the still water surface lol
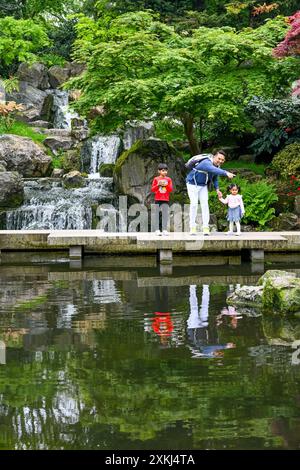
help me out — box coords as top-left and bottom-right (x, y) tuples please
(0, 255), (300, 450)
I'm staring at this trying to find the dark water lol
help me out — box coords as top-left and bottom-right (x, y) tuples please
(0, 254), (300, 450)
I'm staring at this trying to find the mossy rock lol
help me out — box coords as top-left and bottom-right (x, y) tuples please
(113, 139), (186, 206)
(261, 276), (300, 314)
(99, 163), (115, 177)
(62, 148), (82, 173)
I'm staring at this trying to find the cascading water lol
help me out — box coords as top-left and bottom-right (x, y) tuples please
(6, 178), (114, 230)
(51, 90), (79, 129)
(87, 135), (121, 178)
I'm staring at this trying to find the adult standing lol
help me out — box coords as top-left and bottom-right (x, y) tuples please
(186, 150), (235, 235)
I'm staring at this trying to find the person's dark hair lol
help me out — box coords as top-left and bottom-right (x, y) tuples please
(158, 163), (168, 170)
(213, 149), (226, 158)
(228, 183), (240, 192)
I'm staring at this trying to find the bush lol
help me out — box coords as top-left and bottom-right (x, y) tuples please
(209, 176), (278, 229)
(270, 143), (300, 178)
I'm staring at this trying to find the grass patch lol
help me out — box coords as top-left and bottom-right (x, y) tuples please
(223, 160), (266, 176)
(0, 120), (47, 144)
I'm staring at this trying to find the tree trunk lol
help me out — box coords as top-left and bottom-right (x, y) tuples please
(182, 114), (200, 155)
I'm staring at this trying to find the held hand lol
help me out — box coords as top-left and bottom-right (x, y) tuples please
(226, 172), (236, 179)
(216, 189), (223, 199)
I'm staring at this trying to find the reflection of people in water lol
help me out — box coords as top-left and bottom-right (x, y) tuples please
(187, 285), (235, 358)
(152, 286), (174, 345)
(216, 305), (243, 329)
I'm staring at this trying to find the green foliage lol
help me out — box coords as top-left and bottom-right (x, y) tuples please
(223, 160), (266, 175)
(0, 120), (47, 144)
(271, 143), (300, 178)
(0, 17), (49, 75)
(0, 0), (80, 19)
(38, 53), (67, 68)
(246, 97), (300, 156)
(68, 12), (297, 154)
(210, 176), (278, 228)
(42, 18), (78, 62)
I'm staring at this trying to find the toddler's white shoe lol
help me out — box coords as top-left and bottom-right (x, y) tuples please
(162, 230), (169, 236)
(155, 230), (161, 236)
(226, 231), (234, 235)
(235, 232), (241, 236)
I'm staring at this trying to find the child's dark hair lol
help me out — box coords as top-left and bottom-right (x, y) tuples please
(228, 183), (240, 192)
(158, 163), (168, 170)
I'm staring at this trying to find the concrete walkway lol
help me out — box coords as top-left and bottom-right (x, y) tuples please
(1, 230), (300, 265)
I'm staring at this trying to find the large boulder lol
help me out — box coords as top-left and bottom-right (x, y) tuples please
(261, 272), (300, 314)
(268, 213), (300, 231)
(0, 171), (24, 208)
(17, 63), (50, 90)
(227, 270), (300, 315)
(7, 82), (53, 122)
(48, 65), (71, 88)
(0, 135), (52, 177)
(43, 135), (75, 155)
(123, 122), (154, 150)
(113, 139), (186, 205)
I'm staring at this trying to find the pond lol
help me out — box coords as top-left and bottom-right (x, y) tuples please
(0, 254), (300, 450)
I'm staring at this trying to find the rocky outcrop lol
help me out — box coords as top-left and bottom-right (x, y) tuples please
(0, 135), (52, 177)
(17, 63), (50, 90)
(268, 213), (300, 231)
(7, 82), (52, 123)
(261, 270), (300, 314)
(0, 171), (24, 208)
(63, 170), (85, 188)
(43, 135), (75, 155)
(113, 139), (186, 205)
(227, 270), (300, 315)
(48, 65), (71, 88)
(226, 286), (263, 308)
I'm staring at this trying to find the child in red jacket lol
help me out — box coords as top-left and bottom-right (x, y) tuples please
(151, 163), (173, 235)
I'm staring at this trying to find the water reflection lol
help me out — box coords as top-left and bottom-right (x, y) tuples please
(0, 260), (300, 449)
(187, 285), (235, 358)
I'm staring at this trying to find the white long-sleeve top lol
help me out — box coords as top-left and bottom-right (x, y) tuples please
(220, 194), (245, 214)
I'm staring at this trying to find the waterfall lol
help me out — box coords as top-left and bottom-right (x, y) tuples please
(83, 134), (121, 179)
(51, 90), (79, 129)
(6, 178), (114, 230)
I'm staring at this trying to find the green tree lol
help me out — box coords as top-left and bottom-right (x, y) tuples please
(69, 12), (298, 154)
(0, 16), (49, 76)
(0, 0), (80, 19)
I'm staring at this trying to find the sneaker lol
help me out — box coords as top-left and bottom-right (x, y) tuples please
(155, 230), (161, 236)
(226, 231), (234, 235)
(203, 227), (210, 236)
(162, 230), (169, 236)
(235, 232), (241, 236)
(189, 227), (197, 235)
